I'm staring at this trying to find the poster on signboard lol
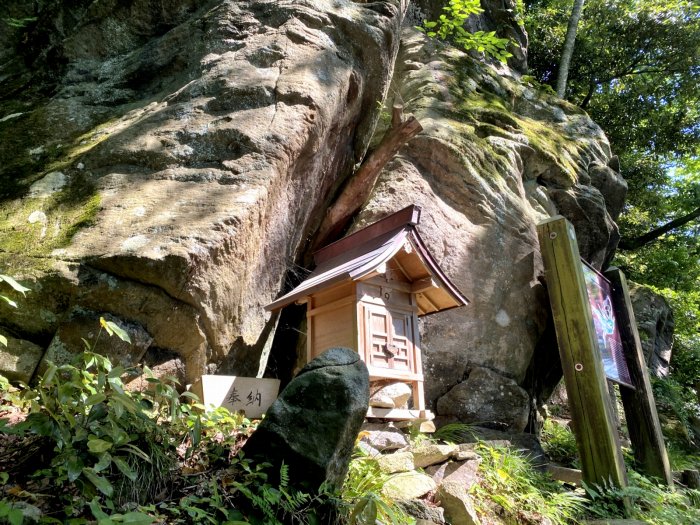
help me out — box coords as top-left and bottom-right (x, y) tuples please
(582, 262), (633, 386)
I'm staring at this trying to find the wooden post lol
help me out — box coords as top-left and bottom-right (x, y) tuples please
(537, 217), (628, 489)
(605, 267), (673, 486)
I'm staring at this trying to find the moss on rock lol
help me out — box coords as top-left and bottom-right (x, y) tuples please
(0, 174), (100, 259)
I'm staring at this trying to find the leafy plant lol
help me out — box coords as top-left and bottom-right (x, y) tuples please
(0, 274), (30, 347)
(418, 0), (513, 63)
(0, 328), (332, 524)
(541, 419), (580, 468)
(340, 447), (414, 525)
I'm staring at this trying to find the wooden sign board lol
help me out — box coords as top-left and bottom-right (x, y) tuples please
(200, 376), (280, 419)
(538, 216), (672, 490)
(537, 217), (628, 492)
(581, 262), (633, 387)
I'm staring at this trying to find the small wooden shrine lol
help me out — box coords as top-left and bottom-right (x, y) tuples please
(266, 205), (469, 420)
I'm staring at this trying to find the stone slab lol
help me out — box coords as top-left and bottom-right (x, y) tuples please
(382, 471), (437, 500)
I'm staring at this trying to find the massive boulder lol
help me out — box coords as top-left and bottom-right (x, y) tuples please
(241, 347), (369, 490)
(353, 29), (625, 423)
(0, 0), (406, 382)
(1, 1), (624, 431)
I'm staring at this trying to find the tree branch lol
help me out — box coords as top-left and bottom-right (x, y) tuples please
(314, 105), (422, 248)
(618, 206), (700, 250)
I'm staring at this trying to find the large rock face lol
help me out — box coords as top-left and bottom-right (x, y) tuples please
(1, 1), (624, 430)
(353, 29), (625, 421)
(0, 0), (406, 382)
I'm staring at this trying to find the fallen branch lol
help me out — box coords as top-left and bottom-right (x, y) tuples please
(315, 105), (422, 247)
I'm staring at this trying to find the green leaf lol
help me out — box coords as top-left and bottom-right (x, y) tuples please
(0, 275), (30, 295)
(0, 334), (6, 347)
(94, 452), (112, 472)
(180, 391), (200, 402)
(89, 497), (110, 520)
(82, 467), (114, 497)
(43, 363), (57, 385)
(112, 456), (137, 481)
(122, 444), (151, 462)
(107, 366), (125, 379)
(1, 295), (17, 308)
(86, 393), (107, 405)
(119, 512), (157, 524)
(88, 438), (113, 453)
(67, 456), (85, 481)
(104, 319), (131, 343)
(8, 508), (23, 525)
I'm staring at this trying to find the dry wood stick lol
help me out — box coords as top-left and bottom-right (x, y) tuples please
(315, 105), (422, 247)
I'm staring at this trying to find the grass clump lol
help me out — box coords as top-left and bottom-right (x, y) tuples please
(583, 470), (700, 524)
(472, 442), (585, 524)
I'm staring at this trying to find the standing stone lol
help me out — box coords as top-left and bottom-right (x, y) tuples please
(241, 347), (369, 490)
(437, 482), (482, 525)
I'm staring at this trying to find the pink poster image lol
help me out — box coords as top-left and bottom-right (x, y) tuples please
(582, 263), (633, 386)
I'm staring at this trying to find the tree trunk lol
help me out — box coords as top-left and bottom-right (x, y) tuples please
(618, 206), (700, 250)
(313, 105), (422, 248)
(556, 0), (585, 98)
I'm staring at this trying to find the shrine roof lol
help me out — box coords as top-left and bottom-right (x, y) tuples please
(265, 205), (469, 315)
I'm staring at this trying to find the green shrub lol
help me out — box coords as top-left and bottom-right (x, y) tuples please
(418, 0), (513, 63)
(541, 419), (580, 468)
(340, 447), (414, 525)
(0, 327), (322, 524)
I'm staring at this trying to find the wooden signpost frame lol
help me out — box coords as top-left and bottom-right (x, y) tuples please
(537, 216), (672, 491)
(604, 268), (673, 485)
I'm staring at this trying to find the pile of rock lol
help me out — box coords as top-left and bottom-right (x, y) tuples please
(359, 423), (488, 525)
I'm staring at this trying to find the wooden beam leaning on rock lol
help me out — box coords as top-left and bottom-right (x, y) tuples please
(315, 105), (422, 247)
(536, 217), (629, 497)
